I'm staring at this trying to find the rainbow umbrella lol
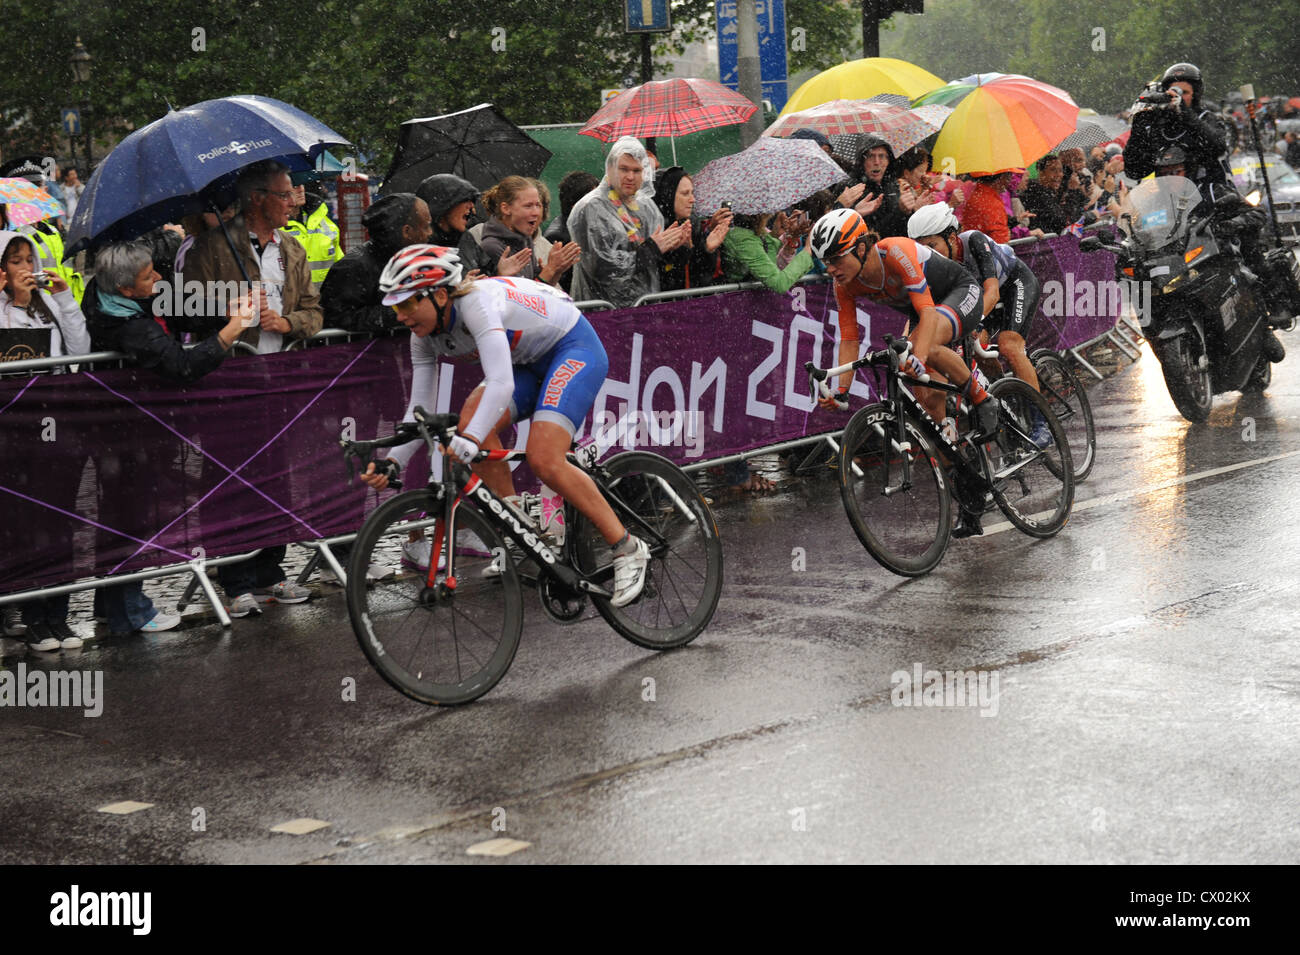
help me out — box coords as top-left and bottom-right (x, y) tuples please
(0, 177), (63, 225)
(782, 58), (944, 115)
(912, 74), (1032, 110)
(926, 76), (1078, 175)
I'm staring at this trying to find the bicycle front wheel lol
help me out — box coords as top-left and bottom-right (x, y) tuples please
(983, 378), (1074, 538)
(838, 404), (951, 577)
(347, 489), (523, 705)
(1033, 351), (1096, 482)
(571, 452), (723, 651)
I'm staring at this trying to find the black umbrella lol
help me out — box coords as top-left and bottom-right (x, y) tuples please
(380, 103), (552, 195)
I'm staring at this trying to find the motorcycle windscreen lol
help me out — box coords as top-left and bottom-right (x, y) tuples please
(1116, 176), (1202, 251)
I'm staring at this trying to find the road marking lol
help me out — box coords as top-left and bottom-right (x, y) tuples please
(270, 818), (331, 835)
(466, 837), (531, 857)
(97, 801), (154, 814)
(983, 448), (1300, 536)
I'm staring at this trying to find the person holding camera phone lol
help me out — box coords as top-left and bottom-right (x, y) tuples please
(0, 232), (90, 652)
(0, 231), (89, 362)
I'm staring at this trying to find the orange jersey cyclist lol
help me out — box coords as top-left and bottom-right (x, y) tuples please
(809, 207), (997, 436)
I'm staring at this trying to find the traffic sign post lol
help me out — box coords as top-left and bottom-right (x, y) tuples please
(61, 108), (81, 136)
(717, 0), (788, 114)
(624, 0), (671, 32)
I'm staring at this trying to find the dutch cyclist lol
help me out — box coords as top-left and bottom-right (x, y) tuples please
(810, 208), (998, 428)
(358, 244), (650, 607)
(810, 208), (1000, 537)
(906, 201), (1052, 448)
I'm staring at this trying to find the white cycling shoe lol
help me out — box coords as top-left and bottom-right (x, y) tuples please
(610, 535), (651, 608)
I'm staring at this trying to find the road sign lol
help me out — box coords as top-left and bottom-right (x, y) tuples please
(716, 0), (788, 113)
(625, 0), (671, 33)
(61, 108), (81, 136)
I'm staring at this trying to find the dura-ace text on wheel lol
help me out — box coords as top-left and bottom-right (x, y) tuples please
(570, 451), (723, 650)
(839, 404), (952, 577)
(347, 489), (523, 705)
(982, 378), (1074, 537)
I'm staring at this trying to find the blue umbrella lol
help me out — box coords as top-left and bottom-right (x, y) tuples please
(65, 95), (351, 255)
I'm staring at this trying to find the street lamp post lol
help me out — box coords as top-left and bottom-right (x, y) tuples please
(70, 38), (92, 171)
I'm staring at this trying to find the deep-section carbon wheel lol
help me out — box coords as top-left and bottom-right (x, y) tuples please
(347, 489), (522, 705)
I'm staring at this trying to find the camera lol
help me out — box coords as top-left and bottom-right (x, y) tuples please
(31, 271), (53, 290)
(720, 200), (732, 211)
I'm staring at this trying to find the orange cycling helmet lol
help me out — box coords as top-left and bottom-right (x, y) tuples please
(810, 208), (873, 261)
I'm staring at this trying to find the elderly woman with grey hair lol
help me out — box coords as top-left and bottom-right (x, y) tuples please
(84, 240), (251, 382)
(82, 241), (256, 640)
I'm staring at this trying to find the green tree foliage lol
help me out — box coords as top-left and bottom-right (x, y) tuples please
(882, 0), (1300, 111)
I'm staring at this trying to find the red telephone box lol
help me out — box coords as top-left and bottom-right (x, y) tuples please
(336, 173), (371, 254)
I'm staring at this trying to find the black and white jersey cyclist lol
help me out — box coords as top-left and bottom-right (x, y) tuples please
(908, 201), (1050, 448)
(360, 244), (650, 608)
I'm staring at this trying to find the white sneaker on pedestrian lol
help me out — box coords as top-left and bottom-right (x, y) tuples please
(610, 536), (651, 608)
(454, 530), (492, 558)
(139, 611), (181, 633)
(253, 580), (311, 604)
(402, 538), (446, 572)
(48, 620), (85, 649)
(227, 593), (260, 618)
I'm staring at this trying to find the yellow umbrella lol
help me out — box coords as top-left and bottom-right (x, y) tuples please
(929, 76), (1078, 176)
(782, 57), (944, 115)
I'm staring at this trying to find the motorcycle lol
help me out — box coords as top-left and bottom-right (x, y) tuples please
(1081, 175), (1285, 422)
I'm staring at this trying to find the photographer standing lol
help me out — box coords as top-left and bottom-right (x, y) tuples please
(1126, 63), (1232, 202)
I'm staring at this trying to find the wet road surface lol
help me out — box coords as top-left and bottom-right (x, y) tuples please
(3, 330), (1298, 864)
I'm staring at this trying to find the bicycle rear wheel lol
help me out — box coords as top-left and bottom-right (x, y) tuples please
(347, 489), (523, 705)
(1033, 351), (1096, 482)
(838, 404), (951, 577)
(571, 451), (722, 650)
(983, 379), (1074, 538)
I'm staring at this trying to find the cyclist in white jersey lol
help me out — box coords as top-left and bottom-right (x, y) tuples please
(360, 245), (650, 607)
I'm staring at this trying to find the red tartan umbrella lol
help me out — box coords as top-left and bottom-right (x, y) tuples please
(580, 78), (758, 163)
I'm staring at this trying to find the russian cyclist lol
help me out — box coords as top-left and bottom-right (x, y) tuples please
(359, 244), (650, 607)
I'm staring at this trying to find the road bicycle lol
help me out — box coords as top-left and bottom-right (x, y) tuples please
(340, 407), (723, 705)
(807, 336), (1074, 577)
(954, 324), (1097, 482)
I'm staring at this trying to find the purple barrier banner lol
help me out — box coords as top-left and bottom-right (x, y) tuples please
(1, 235), (1119, 595)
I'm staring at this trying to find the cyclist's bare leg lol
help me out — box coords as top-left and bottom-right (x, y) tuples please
(909, 307), (970, 420)
(994, 330), (1040, 391)
(527, 420), (625, 545)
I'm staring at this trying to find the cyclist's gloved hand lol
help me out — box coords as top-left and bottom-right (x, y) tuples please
(448, 434), (480, 464)
(818, 387), (850, 411)
(904, 354), (929, 380)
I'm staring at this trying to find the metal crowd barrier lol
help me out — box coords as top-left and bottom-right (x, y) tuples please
(1, 232), (1134, 626)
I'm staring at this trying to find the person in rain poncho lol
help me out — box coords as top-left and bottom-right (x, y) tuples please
(566, 137), (690, 308)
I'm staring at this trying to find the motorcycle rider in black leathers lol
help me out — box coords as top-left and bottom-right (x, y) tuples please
(1131, 63), (1287, 357)
(1151, 145), (1285, 363)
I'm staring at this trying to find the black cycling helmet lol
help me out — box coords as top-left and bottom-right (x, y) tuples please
(1161, 62), (1202, 108)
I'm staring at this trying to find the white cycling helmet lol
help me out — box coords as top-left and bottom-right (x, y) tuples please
(379, 244), (464, 306)
(907, 201), (960, 240)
